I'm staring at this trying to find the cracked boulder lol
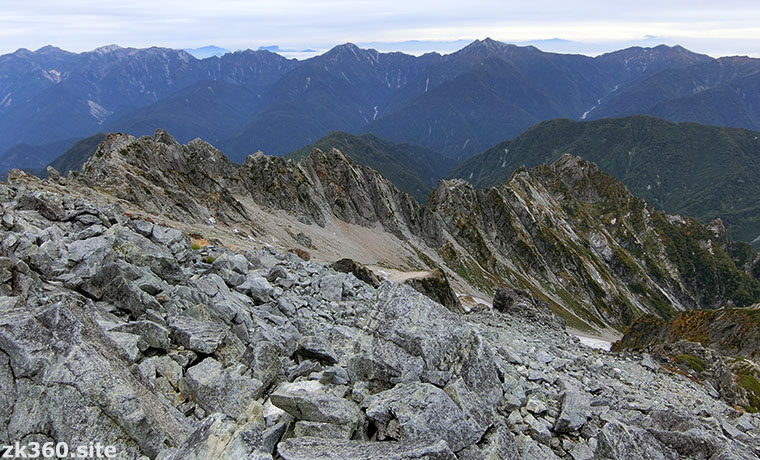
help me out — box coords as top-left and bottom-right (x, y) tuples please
(364, 382), (487, 452)
(182, 357), (265, 419)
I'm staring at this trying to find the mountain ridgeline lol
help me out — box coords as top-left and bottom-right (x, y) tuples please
(451, 116), (760, 245)
(28, 130), (760, 333)
(284, 131), (457, 202)
(7, 39), (759, 174)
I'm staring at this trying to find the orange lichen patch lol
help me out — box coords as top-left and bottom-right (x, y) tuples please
(661, 364), (689, 377)
(669, 310), (715, 345)
(661, 364), (700, 383)
(190, 237), (211, 250)
(124, 212), (153, 223)
(289, 248), (311, 261)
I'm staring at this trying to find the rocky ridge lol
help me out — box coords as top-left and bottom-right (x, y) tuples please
(34, 130), (760, 333)
(0, 182), (759, 459)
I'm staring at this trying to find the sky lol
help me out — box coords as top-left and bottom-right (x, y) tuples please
(2, 0), (760, 58)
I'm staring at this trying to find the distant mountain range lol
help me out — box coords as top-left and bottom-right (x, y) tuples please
(6, 38), (759, 174)
(0, 44), (300, 173)
(184, 45), (230, 59)
(584, 56), (760, 126)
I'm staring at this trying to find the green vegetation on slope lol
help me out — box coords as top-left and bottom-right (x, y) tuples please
(450, 115), (760, 245)
(650, 212), (760, 307)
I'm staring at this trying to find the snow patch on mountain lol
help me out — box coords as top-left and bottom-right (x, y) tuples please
(87, 100), (112, 123)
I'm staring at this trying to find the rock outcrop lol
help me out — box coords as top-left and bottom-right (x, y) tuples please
(613, 308), (760, 412)
(45, 130), (760, 332)
(0, 182), (759, 459)
(402, 268), (463, 313)
(613, 308), (760, 359)
(493, 287), (564, 329)
(330, 258), (381, 288)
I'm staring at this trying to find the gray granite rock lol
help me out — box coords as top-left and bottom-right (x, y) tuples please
(270, 381), (360, 427)
(293, 420), (354, 439)
(456, 419), (519, 460)
(554, 385), (590, 433)
(0, 296), (193, 458)
(168, 315), (228, 354)
(183, 358), (264, 418)
(110, 320), (171, 351)
(277, 437), (457, 460)
(237, 274), (275, 303)
(2, 180), (760, 460)
(318, 274), (344, 302)
(157, 411), (272, 460)
(365, 382), (486, 452)
(597, 419), (679, 460)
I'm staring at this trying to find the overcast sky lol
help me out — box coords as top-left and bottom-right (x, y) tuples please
(2, 0), (760, 58)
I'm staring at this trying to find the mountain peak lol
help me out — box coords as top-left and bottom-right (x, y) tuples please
(11, 48), (32, 57)
(321, 42), (380, 63)
(329, 42), (361, 53)
(458, 38), (537, 58)
(324, 42), (366, 57)
(464, 38), (507, 51)
(34, 45), (66, 54)
(305, 146), (351, 165)
(599, 44), (711, 61)
(93, 44), (124, 55)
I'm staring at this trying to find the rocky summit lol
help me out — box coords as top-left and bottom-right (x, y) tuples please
(1, 169), (760, 459)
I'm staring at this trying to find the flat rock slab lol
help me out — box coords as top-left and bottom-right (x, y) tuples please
(168, 315), (227, 354)
(277, 437), (456, 460)
(270, 380), (360, 426)
(111, 320), (170, 351)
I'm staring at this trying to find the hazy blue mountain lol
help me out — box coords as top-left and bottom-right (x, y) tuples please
(0, 45), (298, 157)
(220, 43), (441, 159)
(366, 56), (567, 160)
(105, 80), (259, 145)
(586, 56), (760, 125)
(364, 39), (711, 158)
(1, 39), (756, 172)
(0, 136), (81, 178)
(184, 45), (230, 59)
(0, 45), (205, 153)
